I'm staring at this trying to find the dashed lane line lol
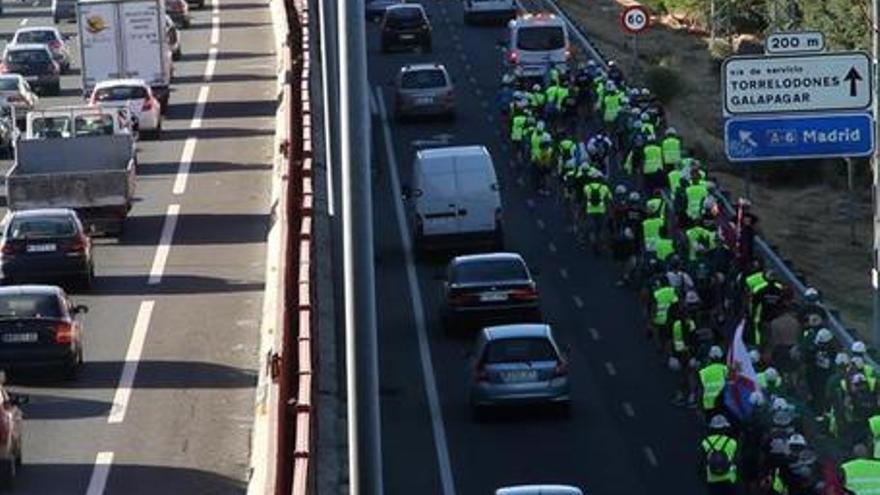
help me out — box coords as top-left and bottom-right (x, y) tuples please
(572, 295), (584, 308)
(643, 446), (659, 467)
(85, 451), (114, 495)
(588, 327), (600, 340)
(108, 301), (155, 423)
(604, 361), (617, 376)
(622, 401), (635, 417)
(147, 205), (180, 284)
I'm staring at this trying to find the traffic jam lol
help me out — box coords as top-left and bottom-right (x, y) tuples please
(0, 0), (199, 487)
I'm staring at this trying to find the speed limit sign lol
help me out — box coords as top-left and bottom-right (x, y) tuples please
(621, 5), (650, 35)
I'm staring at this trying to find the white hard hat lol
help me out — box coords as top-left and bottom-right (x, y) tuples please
(852, 373), (867, 385)
(667, 356), (681, 371)
(606, 81), (617, 91)
(852, 341), (867, 355)
(502, 74), (515, 84)
(853, 356), (865, 369)
(614, 184), (627, 195)
(665, 127), (677, 136)
(536, 121), (546, 131)
(628, 191), (641, 202)
(709, 414), (730, 430)
(749, 349), (760, 364)
(541, 133), (552, 144)
(788, 434), (807, 448)
(771, 397), (788, 411)
(836, 352), (851, 366)
(804, 287), (819, 299)
(815, 328), (833, 344)
(764, 367), (779, 383)
(532, 83), (541, 91)
(749, 391), (765, 406)
(709, 346), (724, 360)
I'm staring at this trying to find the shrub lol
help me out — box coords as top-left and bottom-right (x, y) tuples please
(645, 65), (683, 104)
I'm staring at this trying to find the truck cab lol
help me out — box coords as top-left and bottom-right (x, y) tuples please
(25, 105), (135, 139)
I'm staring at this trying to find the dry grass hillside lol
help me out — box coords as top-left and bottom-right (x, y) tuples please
(556, 0), (875, 337)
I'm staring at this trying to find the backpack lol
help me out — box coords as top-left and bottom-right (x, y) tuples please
(706, 438), (732, 475)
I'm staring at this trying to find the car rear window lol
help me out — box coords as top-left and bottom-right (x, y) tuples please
(453, 259), (528, 284)
(94, 85), (148, 101)
(516, 26), (565, 51)
(0, 293), (62, 318)
(75, 115), (115, 136)
(8, 216), (76, 239)
(0, 78), (18, 91)
(386, 7), (424, 26)
(16, 31), (57, 44)
(401, 69), (446, 89)
(6, 49), (50, 64)
(484, 337), (556, 364)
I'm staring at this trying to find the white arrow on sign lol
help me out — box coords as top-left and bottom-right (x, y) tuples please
(738, 130), (758, 148)
(722, 51), (873, 115)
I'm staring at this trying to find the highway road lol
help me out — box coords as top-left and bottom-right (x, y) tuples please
(367, 1), (710, 494)
(0, 0), (275, 492)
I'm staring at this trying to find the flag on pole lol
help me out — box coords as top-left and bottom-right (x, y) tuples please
(724, 319), (763, 419)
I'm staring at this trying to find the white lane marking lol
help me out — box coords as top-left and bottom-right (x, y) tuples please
(588, 327), (600, 340)
(212, 0), (220, 14)
(643, 446), (659, 467)
(536, 219), (545, 230)
(147, 205), (180, 284)
(376, 87), (457, 495)
(173, 138), (197, 195)
(572, 295), (584, 308)
(548, 242), (557, 253)
(526, 198), (535, 208)
(204, 47), (219, 81)
(85, 451), (114, 495)
(190, 85), (210, 128)
(559, 267), (568, 279)
(108, 301), (155, 423)
(622, 401), (635, 417)
(19, 19), (28, 26)
(604, 361), (616, 376)
(211, 15), (221, 45)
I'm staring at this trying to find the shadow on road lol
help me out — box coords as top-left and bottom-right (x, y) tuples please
(18, 392), (111, 420)
(13, 462), (245, 494)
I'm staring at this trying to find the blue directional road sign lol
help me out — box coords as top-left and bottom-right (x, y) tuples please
(724, 113), (875, 162)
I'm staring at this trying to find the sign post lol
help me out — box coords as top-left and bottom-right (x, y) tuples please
(620, 5), (649, 78)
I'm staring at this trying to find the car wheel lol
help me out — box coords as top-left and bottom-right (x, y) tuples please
(183, 18), (191, 28)
(173, 48), (182, 61)
(14, 444), (21, 469)
(422, 42), (432, 53)
(50, 82), (61, 96)
(472, 405), (490, 423)
(77, 266), (94, 292)
(54, 16), (60, 23)
(556, 401), (572, 419)
(0, 456), (16, 489)
(380, 42), (389, 53)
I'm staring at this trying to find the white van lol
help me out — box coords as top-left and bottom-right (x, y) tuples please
(410, 145), (503, 251)
(506, 13), (570, 78)
(462, 0), (516, 23)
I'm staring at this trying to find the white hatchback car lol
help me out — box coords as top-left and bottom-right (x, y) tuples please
(463, 0), (516, 23)
(89, 79), (162, 139)
(0, 74), (37, 114)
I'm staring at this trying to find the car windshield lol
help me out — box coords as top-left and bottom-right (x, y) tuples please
(8, 216), (76, 239)
(516, 26), (565, 51)
(484, 337), (556, 364)
(453, 259), (528, 284)
(31, 117), (71, 138)
(0, 293), (62, 319)
(16, 31), (57, 44)
(94, 85), (148, 101)
(401, 69), (446, 89)
(0, 79), (18, 91)
(74, 115), (115, 136)
(6, 49), (50, 64)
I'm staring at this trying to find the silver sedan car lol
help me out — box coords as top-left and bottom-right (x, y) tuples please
(470, 323), (570, 417)
(394, 63), (455, 120)
(496, 486), (584, 495)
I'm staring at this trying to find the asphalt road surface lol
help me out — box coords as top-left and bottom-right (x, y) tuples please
(0, 0), (275, 492)
(367, 1), (711, 494)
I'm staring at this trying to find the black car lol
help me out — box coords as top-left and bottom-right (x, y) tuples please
(0, 209), (95, 290)
(442, 252), (542, 333)
(0, 44), (61, 96)
(380, 4), (432, 53)
(0, 285), (87, 378)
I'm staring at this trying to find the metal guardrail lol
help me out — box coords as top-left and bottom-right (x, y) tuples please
(532, 0), (875, 368)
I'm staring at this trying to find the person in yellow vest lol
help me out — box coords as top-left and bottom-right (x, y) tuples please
(642, 215), (664, 254)
(840, 445), (880, 494)
(650, 276), (679, 349)
(667, 305), (697, 407)
(868, 414), (880, 459)
(582, 169), (611, 254)
(509, 103), (529, 167)
(661, 127), (682, 169)
(642, 136), (665, 193)
(685, 178), (711, 226)
(532, 133), (554, 196)
(601, 81), (623, 130)
(851, 341), (877, 388)
(698, 346), (728, 417)
(700, 414), (739, 495)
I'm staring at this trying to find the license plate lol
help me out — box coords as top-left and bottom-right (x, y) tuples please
(24, 76), (38, 82)
(27, 243), (56, 253)
(400, 34), (415, 40)
(2, 332), (37, 343)
(479, 291), (508, 302)
(503, 370), (537, 383)
(415, 97), (433, 105)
